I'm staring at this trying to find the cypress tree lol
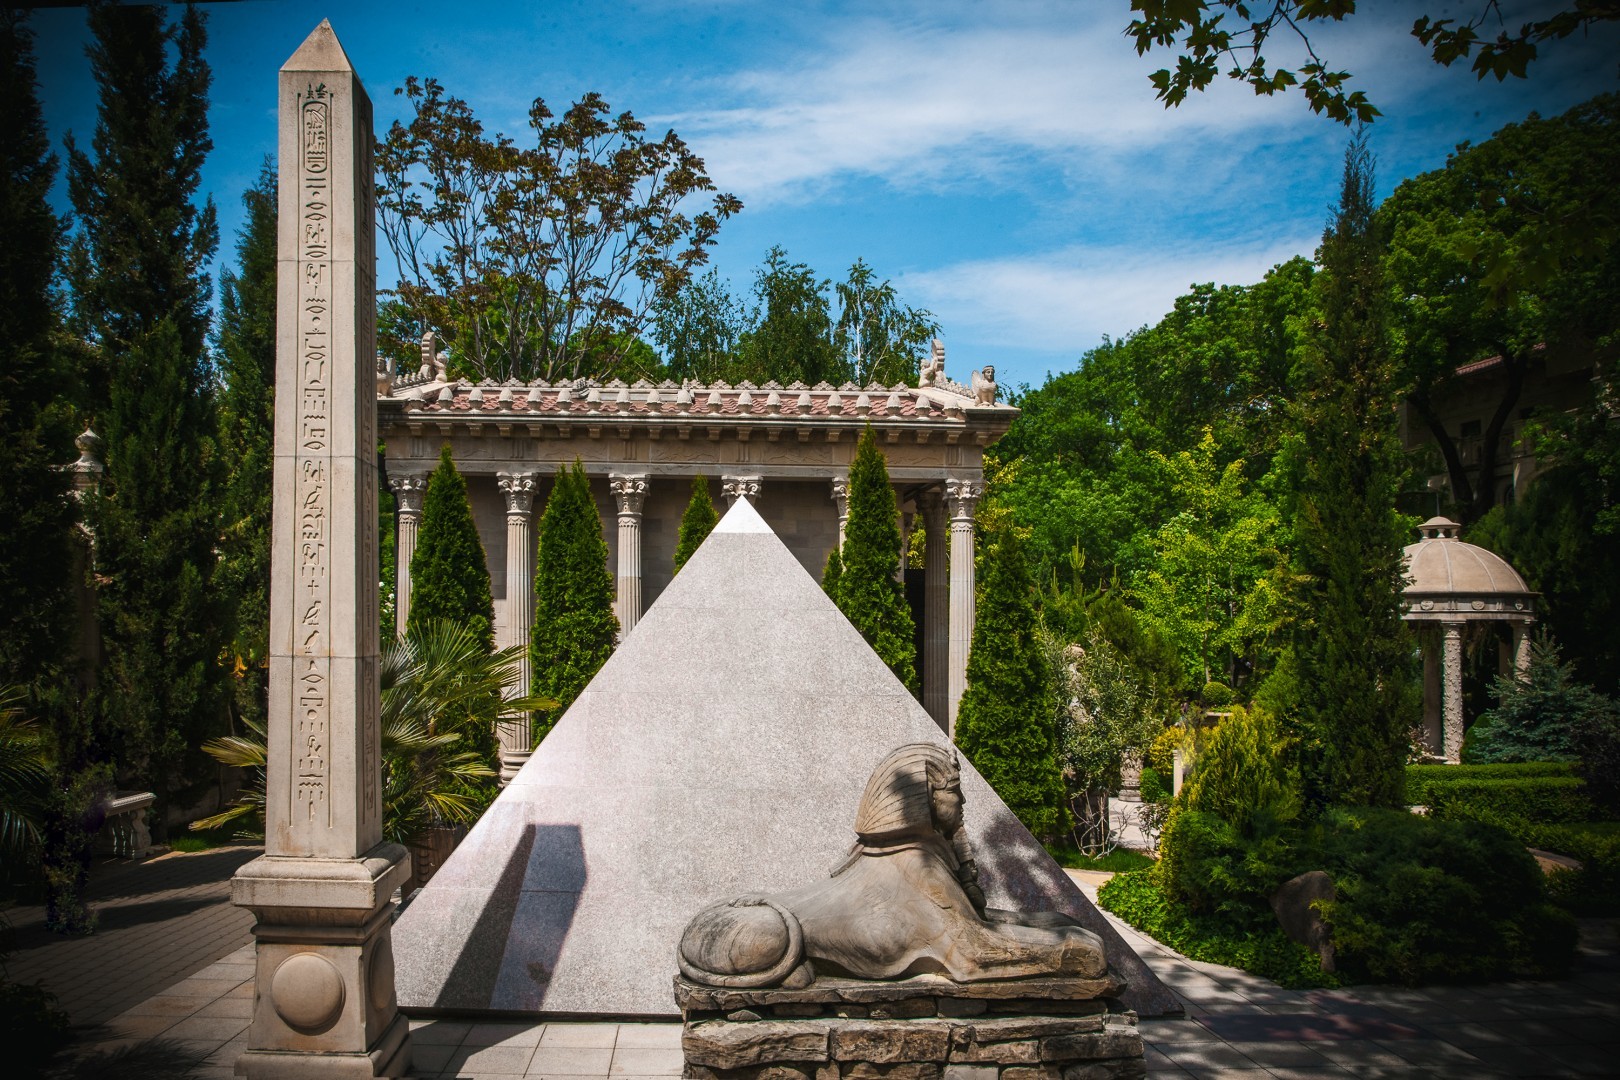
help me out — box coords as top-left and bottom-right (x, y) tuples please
(68, 3), (226, 822)
(0, 10), (73, 690)
(832, 427), (918, 693)
(954, 526), (1065, 839)
(65, 1), (217, 419)
(408, 447), (495, 652)
(531, 462), (618, 741)
(215, 160), (276, 728)
(1287, 134), (1413, 810)
(674, 475), (718, 573)
(821, 546), (843, 597)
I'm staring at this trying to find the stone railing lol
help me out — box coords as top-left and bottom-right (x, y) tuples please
(95, 790), (156, 859)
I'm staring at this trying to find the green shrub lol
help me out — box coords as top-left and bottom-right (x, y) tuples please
(0, 977), (71, 1078)
(673, 476), (718, 574)
(1155, 806), (1307, 926)
(1200, 680), (1235, 707)
(1466, 636), (1615, 764)
(1314, 807), (1576, 984)
(1573, 701), (1620, 814)
(1098, 868), (1335, 989)
(408, 447), (495, 651)
(1427, 776), (1595, 827)
(1474, 818), (1620, 917)
(1182, 706), (1299, 837)
(1404, 761), (1575, 804)
(1140, 766), (1170, 804)
(832, 427), (917, 692)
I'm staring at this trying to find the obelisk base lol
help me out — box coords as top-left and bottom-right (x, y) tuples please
(232, 843), (413, 1078)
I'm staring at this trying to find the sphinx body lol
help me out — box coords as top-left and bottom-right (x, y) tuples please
(678, 743), (1106, 987)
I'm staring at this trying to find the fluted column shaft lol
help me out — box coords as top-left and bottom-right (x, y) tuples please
(610, 475), (649, 636)
(496, 472), (538, 783)
(389, 474), (428, 638)
(918, 490), (949, 732)
(945, 478), (981, 735)
(1442, 622), (1465, 764)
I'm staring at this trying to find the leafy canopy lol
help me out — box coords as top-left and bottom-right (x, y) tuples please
(377, 76), (741, 384)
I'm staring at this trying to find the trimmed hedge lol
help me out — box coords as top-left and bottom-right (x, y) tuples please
(1405, 761), (1576, 805)
(1427, 777), (1595, 826)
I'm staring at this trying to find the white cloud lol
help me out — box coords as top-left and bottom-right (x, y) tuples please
(901, 235), (1319, 357)
(666, 5), (1318, 204)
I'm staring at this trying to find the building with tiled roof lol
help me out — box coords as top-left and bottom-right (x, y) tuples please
(378, 341), (1017, 778)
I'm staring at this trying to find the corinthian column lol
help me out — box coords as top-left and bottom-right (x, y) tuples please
(388, 473), (427, 638)
(945, 478), (981, 734)
(917, 489), (949, 732)
(722, 474), (762, 507)
(496, 471), (538, 783)
(610, 475), (649, 636)
(1442, 621), (1465, 764)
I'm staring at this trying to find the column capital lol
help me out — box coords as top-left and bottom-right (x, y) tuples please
(944, 478), (982, 520)
(915, 486), (943, 515)
(830, 475), (849, 510)
(496, 471), (540, 517)
(722, 474), (762, 507)
(610, 473), (649, 516)
(389, 472), (428, 515)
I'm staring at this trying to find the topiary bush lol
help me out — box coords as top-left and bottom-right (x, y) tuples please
(1405, 761), (1576, 805)
(408, 447), (495, 651)
(1426, 776), (1595, 826)
(673, 475), (718, 574)
(831, 427), (917, 692)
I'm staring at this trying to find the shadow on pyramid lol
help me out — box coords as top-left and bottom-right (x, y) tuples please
(393, 498), (1177, 1018)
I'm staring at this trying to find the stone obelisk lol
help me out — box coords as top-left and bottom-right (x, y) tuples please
(231, 20), (410, 1078)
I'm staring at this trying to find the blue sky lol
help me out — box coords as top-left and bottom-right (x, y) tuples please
(28, 1), (1619, 390)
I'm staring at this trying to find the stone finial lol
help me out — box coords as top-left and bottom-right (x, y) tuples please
(971, 365), (997, 405)
(71, 425), (104, 496)
(418, 330), (437, 379)
(920, 338), (945, 385)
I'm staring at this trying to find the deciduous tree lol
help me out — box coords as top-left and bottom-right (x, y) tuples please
(376, 77), (740, 384)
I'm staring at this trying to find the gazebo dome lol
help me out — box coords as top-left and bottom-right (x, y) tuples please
(1402, 516), (1535, 622)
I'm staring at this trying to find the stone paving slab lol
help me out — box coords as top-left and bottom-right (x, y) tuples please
(1, 842), (260, 1028)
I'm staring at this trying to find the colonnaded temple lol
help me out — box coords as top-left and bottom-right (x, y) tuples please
(378, 337), (1016, 777)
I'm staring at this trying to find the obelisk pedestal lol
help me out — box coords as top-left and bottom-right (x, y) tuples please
(231, 21), (410, 1078)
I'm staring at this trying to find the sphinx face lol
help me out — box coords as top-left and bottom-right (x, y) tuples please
(930, 781), (964, 836)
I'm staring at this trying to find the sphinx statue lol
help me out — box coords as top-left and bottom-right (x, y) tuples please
(678, 743), (1107, 988)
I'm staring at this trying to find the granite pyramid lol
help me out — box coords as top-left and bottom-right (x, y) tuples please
(393, 498), (1175, 1017)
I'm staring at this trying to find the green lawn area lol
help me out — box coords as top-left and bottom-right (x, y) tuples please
(1044, 845), (1156, 873)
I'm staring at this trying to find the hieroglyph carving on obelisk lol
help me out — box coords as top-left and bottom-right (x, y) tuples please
(231, 20), (410, 1078)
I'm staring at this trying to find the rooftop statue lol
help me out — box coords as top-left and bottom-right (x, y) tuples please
(677, 743), (1108, 988)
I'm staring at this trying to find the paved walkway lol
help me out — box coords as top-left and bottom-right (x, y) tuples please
(27, 847), (1620, 1078)
(2, 841), (260, 1028)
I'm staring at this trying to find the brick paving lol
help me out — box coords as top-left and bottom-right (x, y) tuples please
(1, 841), (260, 1029)
(30, 850), (1620, 1079)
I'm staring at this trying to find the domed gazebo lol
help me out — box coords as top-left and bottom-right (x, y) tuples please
(1402, 517), (1537, 763)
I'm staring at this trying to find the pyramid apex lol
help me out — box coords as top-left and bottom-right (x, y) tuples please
(282, 19), (357, 74)
(715, 497), (771, 534)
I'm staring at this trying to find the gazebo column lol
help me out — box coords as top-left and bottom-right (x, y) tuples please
(722, 475), (762, 508)
(496, 471), (538, 784)
(945, 478), (982, 734)
(918, 489), (949, 732)
(831, 477), (850, 547)
(388, 473), (427, 638)
(1442, 621), (1465, 764)
(1512, 622), (1533, 678)
(610, 475), (648, 635)
(1421, 631), (1443, 758)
